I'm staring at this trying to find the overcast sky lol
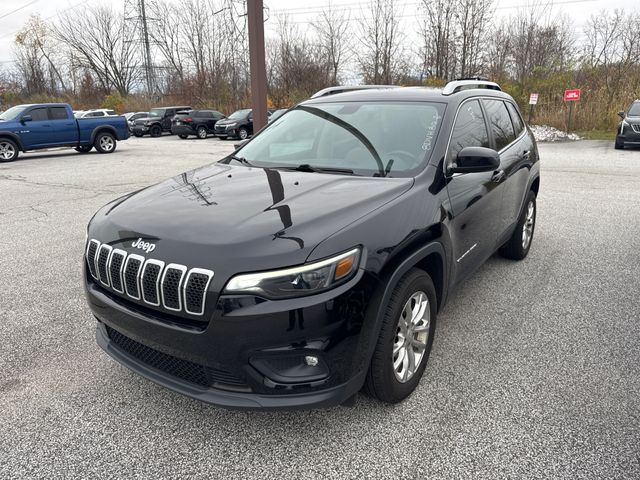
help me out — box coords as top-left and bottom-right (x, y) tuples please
(0, 0), (630, 67)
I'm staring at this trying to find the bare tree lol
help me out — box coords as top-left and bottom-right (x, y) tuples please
(455, 0), (493, 77)
(356, 0), (406, 84)
(311, 5), (351, 84)
(55, 5), (139, 96)
(419, 0), (456, 80)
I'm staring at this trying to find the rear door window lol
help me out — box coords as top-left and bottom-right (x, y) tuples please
(505, 102), (524, 136)
(483, 99), (516, 151)
(50, 107), (69, 120)
(447, 99), (490, 164)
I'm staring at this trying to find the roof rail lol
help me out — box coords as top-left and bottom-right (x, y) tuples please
(310, 85), (399, 99)
(442, 79), (501, 96)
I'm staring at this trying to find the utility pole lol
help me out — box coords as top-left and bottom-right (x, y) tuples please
(139, 0), (155, 96)
(247, 0), (268, 131)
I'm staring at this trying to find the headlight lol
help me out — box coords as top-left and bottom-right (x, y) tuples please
(227, 122), (238, 128)
(224, 247), (361, 299)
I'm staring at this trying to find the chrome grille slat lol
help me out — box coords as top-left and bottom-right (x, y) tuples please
(123, 254), (145, 300)
(86, 240), (100, 279)
(161, 264), (187, 311)
(109, 249), (127, 293)
(141, 259), (165, 306)
(183, 268), (214, 316)
(97, 244), (113, 287)
(86, 239), (213, 317)
(632, 124), (640, 134)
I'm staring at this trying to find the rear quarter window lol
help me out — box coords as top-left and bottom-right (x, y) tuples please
(483, 99), (516, 151)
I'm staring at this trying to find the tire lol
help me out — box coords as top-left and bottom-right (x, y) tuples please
(218, 135), (228, 140)
(364, 268), (437, 404)
(0, 138), (19, 162)
(150, 125), (162, 137)
(238, 127), (249, 140)
(178, 134), (188, 139)
(615, 137), (624, 150)
(94, 132), (117, 154)
(75, 145), (93, 153)
(133, 132), (143, 137)
(197, 126), (208, 139)
(499, 190), (536, 260)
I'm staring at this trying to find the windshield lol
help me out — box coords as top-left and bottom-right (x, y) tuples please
(149, 108), (164, 117)
(229, 109), (250, 120)
(628, 103), (640, 116)
(232, 101), (445, 177)
(0, 105), (27, 121)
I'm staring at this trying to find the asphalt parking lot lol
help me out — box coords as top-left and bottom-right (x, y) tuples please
(1, 136), (639, 479)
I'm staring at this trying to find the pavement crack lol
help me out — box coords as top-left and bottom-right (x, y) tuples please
(0, 174), (117, 195)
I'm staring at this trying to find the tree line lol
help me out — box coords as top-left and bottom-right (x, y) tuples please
(1, 0), (639, 131)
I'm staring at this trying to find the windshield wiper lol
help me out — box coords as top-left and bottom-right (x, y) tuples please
(228, 154), (255, 167)
(279, 164), (355, 175)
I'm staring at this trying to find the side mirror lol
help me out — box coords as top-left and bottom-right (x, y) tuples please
(21, 115), (32, 123)
(450, 147), (500, 174)
(618, 111), (626, 119)
(234, 139), (249, 150)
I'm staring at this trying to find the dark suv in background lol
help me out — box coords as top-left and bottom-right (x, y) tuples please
(214, 108), (276, 140)
(616, 100), (640, 149)
(171, 109), (226, 139)
(131, 106), (192, 137)
(84, 80), (540, 409)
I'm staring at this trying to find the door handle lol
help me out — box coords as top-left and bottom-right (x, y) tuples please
(491, 170), (505, 183)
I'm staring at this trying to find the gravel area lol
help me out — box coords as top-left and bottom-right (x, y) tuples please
(0, 136), (639, 479)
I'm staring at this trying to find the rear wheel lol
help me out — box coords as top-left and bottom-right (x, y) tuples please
(615, 136), (624, 150)
(197, 126), (208, 139)
(150, 125), (162, 137)
(94, 132), (117, 153)
(75, 145), (93, 153)
(499, 190), (536, 260)
(364, 268), (437, 404)
(0, 139), (19, 162)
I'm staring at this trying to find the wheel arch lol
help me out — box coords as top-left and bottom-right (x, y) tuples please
(90, 126), (117, 144)
(0, 132), (25, 151)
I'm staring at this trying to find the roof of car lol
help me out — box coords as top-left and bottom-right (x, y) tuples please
(303, 85), (512, 104)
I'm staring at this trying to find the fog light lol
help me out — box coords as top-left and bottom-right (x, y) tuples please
(304, 355), (319, 367)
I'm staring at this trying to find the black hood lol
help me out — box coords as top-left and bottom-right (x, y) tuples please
(90, 163), (413, 276)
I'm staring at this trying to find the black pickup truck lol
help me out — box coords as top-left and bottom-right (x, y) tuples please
(131, 106), (192, 137)
(84, 80), (540, 409)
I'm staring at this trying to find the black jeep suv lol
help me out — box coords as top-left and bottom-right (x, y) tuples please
(84, 80), (540, 409)
(131, 106), (192, 137)
(616, 100), (640, 149)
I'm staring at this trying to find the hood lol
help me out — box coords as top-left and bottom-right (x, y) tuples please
(134, 117), (156, 124)
(624, 115), (640, 123)
(90, 163), (413, 276)
(216, 118), (241, 125)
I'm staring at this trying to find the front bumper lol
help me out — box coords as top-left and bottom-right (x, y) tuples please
(131, 126), (149, 135)
(85, 269), (372, 410)
(618, 125), (640, 145)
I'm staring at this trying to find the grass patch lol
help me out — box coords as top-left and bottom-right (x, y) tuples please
(575, 130), (616, 140)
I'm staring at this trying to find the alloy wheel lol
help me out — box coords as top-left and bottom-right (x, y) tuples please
(0, 141), (16, 160)
(392, 291), (430, 383)
(522, 200), (535, 249)
(99, 136), (114, 152)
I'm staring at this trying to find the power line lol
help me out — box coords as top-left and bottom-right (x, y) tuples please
(0, 1), (39, 20)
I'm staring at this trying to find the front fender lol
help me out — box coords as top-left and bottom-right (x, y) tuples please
(0, 131), (25, 151)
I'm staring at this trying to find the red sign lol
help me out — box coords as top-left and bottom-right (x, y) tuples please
(564, 89), (581, 101)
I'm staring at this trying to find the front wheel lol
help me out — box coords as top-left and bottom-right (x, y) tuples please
(94, 132), (117, 153)
(237, 127), (249, 140)
(0, 138), (19, 162)
(149, 125), (162, 137)
(499, 190), (536, 260)
(364, 268), (437, 404)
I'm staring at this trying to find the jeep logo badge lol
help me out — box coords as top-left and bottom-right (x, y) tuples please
(131, 238), (156, 254)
